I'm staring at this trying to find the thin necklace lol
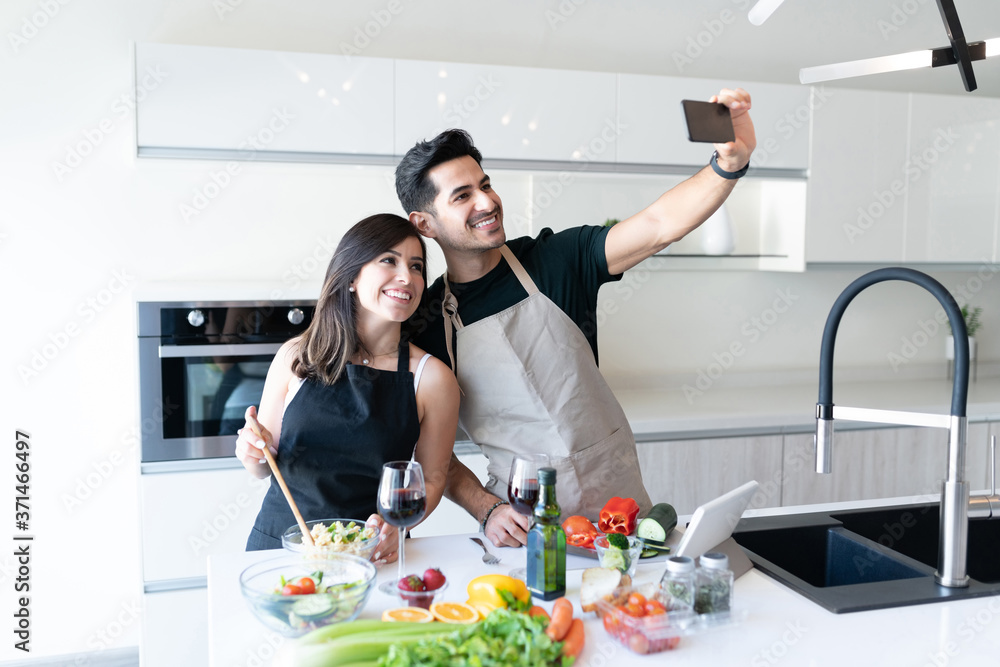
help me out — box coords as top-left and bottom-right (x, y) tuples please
(357, 341), (399, 366)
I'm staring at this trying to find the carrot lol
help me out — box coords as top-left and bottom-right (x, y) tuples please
(528, 606), (550, 621)
(545, 597), (574, 641)
(561, 618), (585, 658)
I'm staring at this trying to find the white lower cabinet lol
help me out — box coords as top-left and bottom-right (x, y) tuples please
(142, 588), (208, 667)
(636, 435), (784, 516)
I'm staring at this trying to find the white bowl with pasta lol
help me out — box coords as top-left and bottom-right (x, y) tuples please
(282, 519), (380, 561)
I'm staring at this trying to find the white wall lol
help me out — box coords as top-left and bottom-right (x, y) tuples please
(1, 0), (998, 661)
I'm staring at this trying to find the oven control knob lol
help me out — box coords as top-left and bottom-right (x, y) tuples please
(187, 309), (205, 328)
(287, 307), (305, 325)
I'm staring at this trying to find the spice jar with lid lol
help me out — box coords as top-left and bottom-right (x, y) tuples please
(695, 551), (733, 614)
(660, 555), (696, 612)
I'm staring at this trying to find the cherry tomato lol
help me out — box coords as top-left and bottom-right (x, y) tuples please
(628, 632), (650, 655)
(627, 592), (647, 608)
(644, 599), (666, 615)
(624, 602), (644, 617)
(297, 577), (316, 594)
(281, 583), (303, 596)
(603, 612), (619, 635)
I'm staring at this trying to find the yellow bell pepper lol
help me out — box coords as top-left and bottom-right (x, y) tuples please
(465, 574), (530, 612)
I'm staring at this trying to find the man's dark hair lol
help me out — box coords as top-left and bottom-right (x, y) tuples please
(395, 129), (483, 216)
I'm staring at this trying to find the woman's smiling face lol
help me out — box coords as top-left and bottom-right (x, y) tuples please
(352, 236), (426, 323)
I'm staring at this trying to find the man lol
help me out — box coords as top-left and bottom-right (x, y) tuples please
(396, 88), (756, 547)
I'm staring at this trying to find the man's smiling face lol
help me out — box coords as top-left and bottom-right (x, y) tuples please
(420, 155), (505, 254)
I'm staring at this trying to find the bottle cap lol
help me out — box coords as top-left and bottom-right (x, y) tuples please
(700, 551), (730, 570)
(538, 467), (556, 485)
(666, 555), (695, 573)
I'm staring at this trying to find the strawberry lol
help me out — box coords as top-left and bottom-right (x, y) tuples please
(397, 574), (426, 592)
(422, 568), (446, 591)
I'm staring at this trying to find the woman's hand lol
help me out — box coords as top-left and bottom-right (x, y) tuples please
(367, 514), (398, 565)
(235, 406), (277, 479)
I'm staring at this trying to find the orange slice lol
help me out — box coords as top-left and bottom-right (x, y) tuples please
(466, 599), (497, 619)
(382, 607), (434, 623)
(430, 601), (480, 624)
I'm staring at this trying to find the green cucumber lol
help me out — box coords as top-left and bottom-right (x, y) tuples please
(636, 503), (678, 544)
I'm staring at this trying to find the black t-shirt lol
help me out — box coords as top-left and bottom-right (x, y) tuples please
(407, 225), (622, 370)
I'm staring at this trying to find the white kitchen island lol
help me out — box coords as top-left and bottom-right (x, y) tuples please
(208, 495), (1000, 666)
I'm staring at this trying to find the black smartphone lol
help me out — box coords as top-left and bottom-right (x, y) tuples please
(681, 100), (735, 143)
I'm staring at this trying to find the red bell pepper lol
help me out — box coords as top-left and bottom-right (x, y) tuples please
(597, 497), (640, 535)
(562, 515), (600, 548)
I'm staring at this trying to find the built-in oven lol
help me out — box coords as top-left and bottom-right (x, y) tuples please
(137, 300), (316, 462)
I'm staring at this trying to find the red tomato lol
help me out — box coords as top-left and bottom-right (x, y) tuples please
(643, 599), (666, 615)
(627, 592), (647, 608)
(281, 583), (303, 596)
(561, 516), (599, 548)
(602, 612), (619, 635)
(298, 577), (316, 594)
(628, 632), (650, 655)
(624, 602), (644, 617)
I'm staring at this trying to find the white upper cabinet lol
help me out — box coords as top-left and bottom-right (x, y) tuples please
(617, 75), (810, 170)
(135, 43), (394, 155)
(393, 60), (617, 162)
(903, 93), (1000, 263)
(806, 88), (911, 263)
(807, 88), (1000, 264)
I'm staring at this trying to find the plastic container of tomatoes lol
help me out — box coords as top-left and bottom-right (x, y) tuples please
(593, 583), (745, 655)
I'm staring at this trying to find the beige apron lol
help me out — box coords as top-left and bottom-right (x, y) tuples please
(441, 245), (652, 520)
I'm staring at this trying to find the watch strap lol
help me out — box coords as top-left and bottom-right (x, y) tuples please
(710, 151), (749, 179)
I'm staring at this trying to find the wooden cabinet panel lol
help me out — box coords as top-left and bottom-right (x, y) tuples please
(636, 436), (783, 516)
(782, 423), (991, 506)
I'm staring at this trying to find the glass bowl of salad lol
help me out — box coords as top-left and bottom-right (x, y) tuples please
(239, 553), (377, 637)
(282, 518), (380, 561)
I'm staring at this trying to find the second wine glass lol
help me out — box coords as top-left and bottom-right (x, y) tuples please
(507, 453), (549, 580)
(376, 460), (426, 595)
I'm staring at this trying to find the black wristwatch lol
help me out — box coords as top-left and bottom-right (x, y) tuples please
(710, 151), (749, 180)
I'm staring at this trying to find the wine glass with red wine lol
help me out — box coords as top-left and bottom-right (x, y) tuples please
(507, 453), (549, 580)
(376, 460), (427, 594)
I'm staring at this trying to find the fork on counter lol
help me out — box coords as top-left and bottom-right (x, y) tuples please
(470, 536), (501, 565)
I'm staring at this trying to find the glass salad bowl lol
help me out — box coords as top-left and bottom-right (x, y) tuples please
(239, 553), (377, 637)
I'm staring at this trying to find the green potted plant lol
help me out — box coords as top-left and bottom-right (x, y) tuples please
(946, 304), (982, 379)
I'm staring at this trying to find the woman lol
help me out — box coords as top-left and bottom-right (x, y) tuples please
(236, 213), (459, 561)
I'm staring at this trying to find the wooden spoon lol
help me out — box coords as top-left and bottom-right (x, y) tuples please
(247, 416), (314, 546)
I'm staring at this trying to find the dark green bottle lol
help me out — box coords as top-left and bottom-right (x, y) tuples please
(526, 467), (566, 600)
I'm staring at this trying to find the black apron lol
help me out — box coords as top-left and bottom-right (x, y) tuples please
(246, 343), (420, 550)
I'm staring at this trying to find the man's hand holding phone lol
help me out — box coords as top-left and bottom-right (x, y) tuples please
(682, 88), (755, 174)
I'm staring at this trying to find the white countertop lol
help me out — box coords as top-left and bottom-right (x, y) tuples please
(208, 496), (1000, 666)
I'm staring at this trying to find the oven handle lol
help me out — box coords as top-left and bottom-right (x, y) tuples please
(158, 343), (284, 358)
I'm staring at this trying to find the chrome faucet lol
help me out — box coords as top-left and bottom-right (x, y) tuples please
(815, 267), (971, 589)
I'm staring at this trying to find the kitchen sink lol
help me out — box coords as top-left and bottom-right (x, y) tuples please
(733, 503), (1000, 613)
(833, 503), (1000, 584)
